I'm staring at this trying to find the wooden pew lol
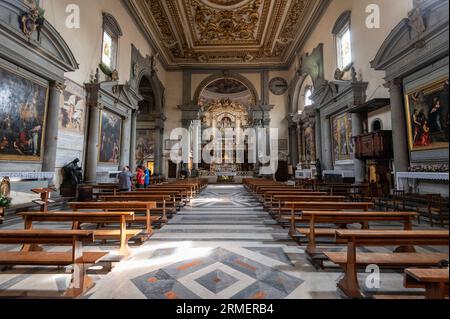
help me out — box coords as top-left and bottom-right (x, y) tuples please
(0, 229), (107, 297)
(269, 195), (346, 216)
(91, 184), (119, 199)
(325, 230), (449, 298)
(99, 195), (172, 221)
(283, 201), (375, 233)
(263, 190), (327, 204)
(140, 185), (196, 198)
(17, 211), (140, 257)
(404, 268), (449, 299)
(121, 190), (186, 207)
(69, 201), (157, 234)
(298, 211), (419, 255)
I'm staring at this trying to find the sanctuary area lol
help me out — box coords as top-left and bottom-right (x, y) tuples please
(0, 0), (448, 300)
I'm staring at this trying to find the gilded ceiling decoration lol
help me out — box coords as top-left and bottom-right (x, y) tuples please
(125, 0), (330, 69)
(205, 0), (249, 7)
(192, 0), (262, 42)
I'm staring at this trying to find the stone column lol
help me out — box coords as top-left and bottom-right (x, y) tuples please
(119, 112), (131, 169)
(352, 112), (366, 184)
(322, 116), (333, 170)
(289, 122), (299, 167)
(315, 110), (322, 163)
(154, 126), (164, 175)
(387, 79), (410, 173)
(85, 104), (101, 184)
(42, 81), (65, 186)
(129, 110), (138, 172)
(297, 123), (303, 164)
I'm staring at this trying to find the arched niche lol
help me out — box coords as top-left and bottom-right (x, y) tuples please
(128, 45), (166, 175)
(289, 44), (324, 115)
(193, 72), (259, 107)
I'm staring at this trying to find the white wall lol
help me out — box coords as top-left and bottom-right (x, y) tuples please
(296, 0), (413, 98)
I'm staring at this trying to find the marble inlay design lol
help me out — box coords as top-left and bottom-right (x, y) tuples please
(195, 269), (239, 294)
(130, 247), (304, 299)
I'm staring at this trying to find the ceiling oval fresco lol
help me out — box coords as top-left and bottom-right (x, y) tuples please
(205, 79), (249, 94)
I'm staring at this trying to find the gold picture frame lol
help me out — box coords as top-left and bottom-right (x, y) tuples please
(404, 77), (449, 152)
(331, 112), (354, 163)
(0, 66), (49, 162)
(98, 109), (122, 164)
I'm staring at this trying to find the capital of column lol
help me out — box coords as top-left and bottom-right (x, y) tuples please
(383, 78), (403, 91)
(50, 81), (66, 93)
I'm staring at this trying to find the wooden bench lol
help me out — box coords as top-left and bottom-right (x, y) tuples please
(17, 211), (141, 257)
(283, 201), (375, 233)
(404, 268), (449, 299)
(121, 191), (186, 207)
(0, 229), (107, 297)
(269, 195), (346, 216)
(69, 202), (157, 234)
(263, 190), (327, 204)
(325, 230), (449, 298)
(296, 211), (420, 267)
(100, 195), (172, 221)
(91, 184), (119, 199)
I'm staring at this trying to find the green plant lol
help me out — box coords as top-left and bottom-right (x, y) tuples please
(0, 196), (11, 209)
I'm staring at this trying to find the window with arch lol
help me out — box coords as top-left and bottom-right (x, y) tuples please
(101, 13), (122, 72)
(333, 11), (352, 70)
(304, 86), (313, 107)
(372, 119), (383, 132)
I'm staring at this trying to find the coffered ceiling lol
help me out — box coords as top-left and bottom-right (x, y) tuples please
(123, 0), (330, 70)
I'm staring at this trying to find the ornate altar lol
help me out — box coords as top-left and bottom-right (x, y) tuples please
(200, 98), (254, 178)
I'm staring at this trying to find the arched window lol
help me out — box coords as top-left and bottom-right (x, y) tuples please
(332, 11), (352, 70)
(372, 119), (383, 132)
(101, 13), (122, 72)
(304, 87), (313, 107)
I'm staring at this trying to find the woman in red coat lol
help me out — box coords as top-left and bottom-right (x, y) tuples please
(135, 166), (145, 189)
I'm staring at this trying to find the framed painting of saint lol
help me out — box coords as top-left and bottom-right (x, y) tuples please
(331, 112), (354, 162)
(98, 110), (122, 164)
(136, 129), (155, 164)
(0, 66), (48, 161)
(59, 80), (85, 134)
(405, 78), (449, 151)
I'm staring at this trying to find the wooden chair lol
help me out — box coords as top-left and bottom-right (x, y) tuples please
(427, 194), (449, 228)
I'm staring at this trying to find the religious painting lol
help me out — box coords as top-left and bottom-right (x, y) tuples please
(59, 80), (85, 133)
(0, 67), (48, 161)
(198, 78), (255, 109)
(136, 129), (155, 165)
(405, 78), (449, 151)
(98, 110), (121, 163)
(331, 112), (354, 162)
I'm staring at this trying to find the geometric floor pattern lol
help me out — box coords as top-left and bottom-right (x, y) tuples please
(131, 247), (304, 299)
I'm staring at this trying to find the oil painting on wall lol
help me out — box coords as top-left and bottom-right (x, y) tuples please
(405, 78), (449, 151)
(136, 129), (155, 165)
(0, 67), (47, 161)
(99, 110), (121, 164)
(331, 112), (354, 162)
(59, 81), (85, 134)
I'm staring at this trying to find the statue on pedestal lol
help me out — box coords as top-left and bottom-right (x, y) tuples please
(60, 158), (83, 197)
(315, 159), (323, 180)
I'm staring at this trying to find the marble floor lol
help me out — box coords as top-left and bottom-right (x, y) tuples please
(0, 184), (447, 299)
